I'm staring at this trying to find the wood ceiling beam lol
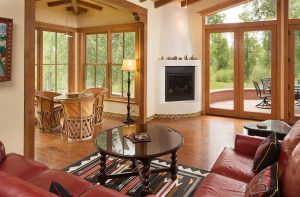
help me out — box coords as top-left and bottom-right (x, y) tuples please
(48, 0), (71, 7)
(66, 5), (87, 14)
(198, 0), (249, 15)
(99, 0), (147, 16)
(78, 0), (102, 11)
(154, 0), (176, 8)
(71, 0), (79, 14)
(181, 0), (202, 7)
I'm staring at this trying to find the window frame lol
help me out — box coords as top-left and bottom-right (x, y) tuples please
(35, 22), (75, 93)
(80, 23), (141, 104)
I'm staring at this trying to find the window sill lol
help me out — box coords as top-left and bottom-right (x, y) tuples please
(104, 97), (138, 105)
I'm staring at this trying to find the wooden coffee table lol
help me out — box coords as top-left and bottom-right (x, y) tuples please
(244, 120), (291, 140)
(95, 124), (184, 195)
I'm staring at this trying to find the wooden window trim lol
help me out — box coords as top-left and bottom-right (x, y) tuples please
(35, 22), (75, 93)
(79, 23), (141, 104)
(201, 0), (281, 120)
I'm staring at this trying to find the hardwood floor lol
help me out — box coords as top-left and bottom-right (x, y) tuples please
(34, 115), (253, 171)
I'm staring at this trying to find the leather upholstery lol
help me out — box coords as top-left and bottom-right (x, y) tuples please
(234, 134), (264, 157)
(278, 120), (300, 177)
(281, 143), (300, 197)
(194, 173), (247, 197)
(210, 147), (256, 182)
(0, 141), (6, 164)
(0, 153), (48, 180)
(28, 169), (93, 196)
(0, 171), (56, 197)
(81, 185), (129, 197)
(197, 121), (300, 197)
(0, 142), (126, 196)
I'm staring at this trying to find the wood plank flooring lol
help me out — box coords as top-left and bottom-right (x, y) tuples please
(34, 115), (253, 171)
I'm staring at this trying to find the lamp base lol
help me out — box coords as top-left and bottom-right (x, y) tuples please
(123, 117), (135, 124)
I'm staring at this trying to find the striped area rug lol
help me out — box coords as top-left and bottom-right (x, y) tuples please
(64, 152), (209, 197)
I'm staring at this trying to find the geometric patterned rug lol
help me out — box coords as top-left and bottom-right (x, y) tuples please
(64, 151), (209, 197)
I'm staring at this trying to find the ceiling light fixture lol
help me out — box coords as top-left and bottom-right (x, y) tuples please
(65, 1), (72, 38)
(185, 0), (187, 8)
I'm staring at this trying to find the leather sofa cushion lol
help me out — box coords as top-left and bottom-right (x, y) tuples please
(0, 171), (56, 197)
(0, 153), (48, 180)
(194, 173), (247, 197)
(281, 143), (300, 197)
(28, 169), (93, 196)
(278, 120), (300, 176)
(210, 147), (256, 182)
(81, 185), (128, 197)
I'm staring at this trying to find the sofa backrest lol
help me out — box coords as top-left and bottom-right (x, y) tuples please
(0, 141), (6, 164)
(280, 143), (300, 197)
(0, 171), (56, 197)
(278, 120), (300, 176)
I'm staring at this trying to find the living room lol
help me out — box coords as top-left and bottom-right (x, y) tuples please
(0, 0), (300, 196)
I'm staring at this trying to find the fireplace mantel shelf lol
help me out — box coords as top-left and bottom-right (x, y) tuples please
(157, 60), (201, 67)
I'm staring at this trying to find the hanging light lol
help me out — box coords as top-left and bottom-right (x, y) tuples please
(65, 1), (72, 38)
(185, 0), (187, 8)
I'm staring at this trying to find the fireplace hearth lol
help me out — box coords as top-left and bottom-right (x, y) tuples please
(165, 66), (195, 102)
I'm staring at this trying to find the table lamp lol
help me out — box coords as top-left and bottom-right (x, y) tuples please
(121, 59), (136, 124)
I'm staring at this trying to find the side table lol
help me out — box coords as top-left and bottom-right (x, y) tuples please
(244, 120), (291, 140)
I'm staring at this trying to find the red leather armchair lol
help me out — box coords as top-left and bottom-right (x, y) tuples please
(0, 141), (127, 197)
(195, 120), (300, 197)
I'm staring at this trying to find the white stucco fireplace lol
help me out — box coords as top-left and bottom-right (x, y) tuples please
(155, 60), (202, 114)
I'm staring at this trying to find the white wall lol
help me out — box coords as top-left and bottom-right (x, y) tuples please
(0, 0), (25, 154)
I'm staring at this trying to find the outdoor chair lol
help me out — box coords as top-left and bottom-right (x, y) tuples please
(35, 91), (63, 132)
(61, 96), (95, 142)
(253, 81), (271, 109)
(261, 77), (271, 94)
(81, 88), (107, 125)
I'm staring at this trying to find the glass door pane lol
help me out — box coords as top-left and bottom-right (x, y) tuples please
(209, 32), (234, 110)
(294, 30), (300, 118)
(243, 30), (272, 114)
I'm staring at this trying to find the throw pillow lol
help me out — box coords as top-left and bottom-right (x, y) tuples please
(253, 133), (280, 172)
(0, 141), (6, 164)
(245, 162), (280, 197)
(49, 181), (73, 197)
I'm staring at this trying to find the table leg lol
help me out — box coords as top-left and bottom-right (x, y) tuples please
(98, 153), (107, 185)
(141, 159), (152, 195)
(170, 152), (178, 180)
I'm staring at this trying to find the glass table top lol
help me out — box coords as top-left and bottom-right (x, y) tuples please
(95, 124), (184, 158)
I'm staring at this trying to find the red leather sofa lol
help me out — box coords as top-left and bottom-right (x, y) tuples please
(194, 121), (300, 197)
(0, 141), (127, 197)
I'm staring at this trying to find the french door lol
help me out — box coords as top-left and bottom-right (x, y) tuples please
(287, 25), (300, 123)
(206, 26), (277, 120)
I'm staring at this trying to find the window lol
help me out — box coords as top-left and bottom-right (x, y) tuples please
(35, 26), (74, 94)
(289, 0), (300, 19)
(84, 28), (138, 100)
(207, 0), (276, 24)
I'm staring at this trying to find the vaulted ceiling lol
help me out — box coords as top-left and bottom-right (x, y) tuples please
(36, 0), (203, 16)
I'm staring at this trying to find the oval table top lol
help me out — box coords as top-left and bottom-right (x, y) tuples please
(95, 124), (184, 159)
(54, 92), (94, 102)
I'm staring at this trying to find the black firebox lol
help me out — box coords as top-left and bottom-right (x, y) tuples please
(165, 66), (195, 102)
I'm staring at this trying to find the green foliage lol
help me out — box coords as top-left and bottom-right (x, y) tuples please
(207, 13), (225, 24)
(209, 0), (274, 90)
(289, 0), (300, 19)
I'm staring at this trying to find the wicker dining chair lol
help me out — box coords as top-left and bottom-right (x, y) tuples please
(35, 91), (63, 132)
(61, 96), (95, 142)
(82, 88), (107, 125)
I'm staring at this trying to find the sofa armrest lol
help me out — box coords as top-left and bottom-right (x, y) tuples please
(234, 134), (264, 157)
(0, 141), (6, 164)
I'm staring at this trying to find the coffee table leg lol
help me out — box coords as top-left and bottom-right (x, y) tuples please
(98, 153), (107, 185)
(141, 159), (152, 195)
(171, 152), (178, 180)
